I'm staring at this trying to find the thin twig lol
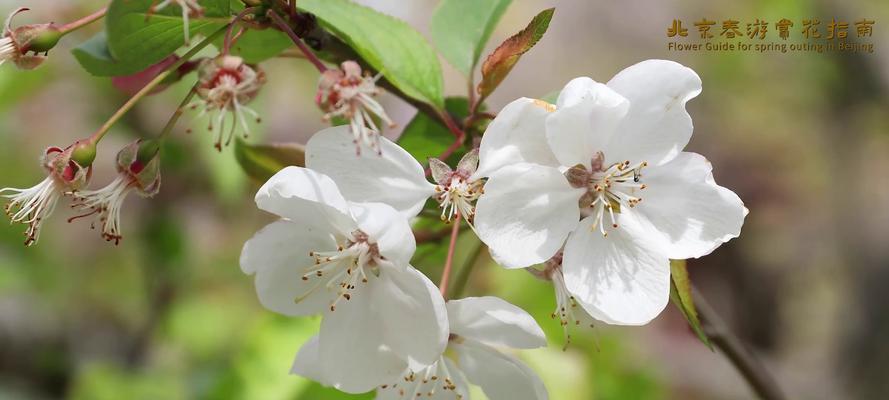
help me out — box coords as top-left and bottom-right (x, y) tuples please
(266, 9), (327, 72)
(693, 285), (787, 400)
(438, 213), (462, 298)
(448, 239), (485, 299)
(223, 7), (259, 55)
(58, 7), (107, 34)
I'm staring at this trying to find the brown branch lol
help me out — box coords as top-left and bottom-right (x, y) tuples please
(693, 285), (788, 400)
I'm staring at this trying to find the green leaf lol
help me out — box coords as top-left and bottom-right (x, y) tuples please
(298, 0), (445, 109)
(669, 259), (713, 350)
(222, 28), (293, 64)
(234, 138), (306, 182)
(398, 97), (472, 163)
(104, 0), (230, 76)
(430, 0), (512, 76)
(71, 32), (135, 77)
(477, 8), (554, 101)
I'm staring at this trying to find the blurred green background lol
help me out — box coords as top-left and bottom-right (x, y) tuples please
(1, 0), (888, 399)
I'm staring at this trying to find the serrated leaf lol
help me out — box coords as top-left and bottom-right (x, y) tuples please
(234, 138), (306, 182)
(430, 0), (512, 76)
(104, 0), (230, 76)
(477, 8), (553, 101)
(71, 32), (135, 77)
(398, 97), (473, 163)
(670, 259), (713, 350)
(298, 0), (445, 109)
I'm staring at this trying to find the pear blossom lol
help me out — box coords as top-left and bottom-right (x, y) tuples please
(316, 61), (395, 155)
(0, 7), (59, 70)
(150, 0), (203, 45)
(240, 166), (448, 393)
(304, 125), (480, 222)
(1, 144), (92, 246)
(473, 60), (747, 325)
(191, 55), (265, 151)
(69, 140), (161, 245)
(370, 296), (548, 400)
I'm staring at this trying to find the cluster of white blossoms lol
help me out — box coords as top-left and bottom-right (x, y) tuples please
(241, 59), (746, 398)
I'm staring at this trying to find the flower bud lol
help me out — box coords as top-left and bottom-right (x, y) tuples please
(16, 23), (62, 53)
(0, 8), (61, 70)
(70, 140), (97, 167)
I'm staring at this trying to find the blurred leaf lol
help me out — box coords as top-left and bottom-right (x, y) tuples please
(669, 259), (713, 350)
(70, 363), (186, 400)
(398, 97), (473, 163)
(477, 8), (554, 101)
(223, 28), (292, 64)
(298, 0), (445, 108)
(234, 137), (306, 182)
(71, 32), (137, 77)
(430, 0), (512, 76)
(104, 0), (230, 76)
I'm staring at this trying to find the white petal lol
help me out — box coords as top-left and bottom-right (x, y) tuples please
(349, 201), (416, 267)
(255, 166), (356, 234)
(546, 78), (629, 167)
(474, 97), (560, 179)
(562, 214), (671, 325)
(291, 335), (328, 385)
(371, 264), (448, 370)
(456, 340), (549, 400)
(240, 220), (338, 316)
(319, 294), (407, 393)
(447, 296), (546, 349)
(630, 152), (746, 259)
(605, 59), (702, 166)
(307, 126), (435, 218)
(475, 163), (583, 268)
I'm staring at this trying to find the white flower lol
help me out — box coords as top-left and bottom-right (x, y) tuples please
(150, 0), (203, 45)
(304, 125), (480, 222)
(241, 166), (448, 393)
(70, 140), (161, 245)
(1, 145), (92, 246)
(191, 55), (265, 151)
(373, 296), (548, 400)
(473, 60), (747, 325)
(316, 61), (396, 155)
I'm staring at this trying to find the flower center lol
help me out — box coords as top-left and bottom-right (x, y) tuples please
(434, 174), (483, 223)
(300, 230), (385, 311)
(378, 356), (463, 399)
(566, 151), (648, 237)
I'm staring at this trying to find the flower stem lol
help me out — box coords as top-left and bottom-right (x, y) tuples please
(58, 7), (107, 35)
(448, 239), (485, 299)
(424, 111), (467, 177)
(89, 26), (229, 145)
(439, 212), (462, 298)
(266, 9), (327, 72)
(223, 7), (260, 55)
(693, 285), (787, 400)
(158, 83), (199, 141)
